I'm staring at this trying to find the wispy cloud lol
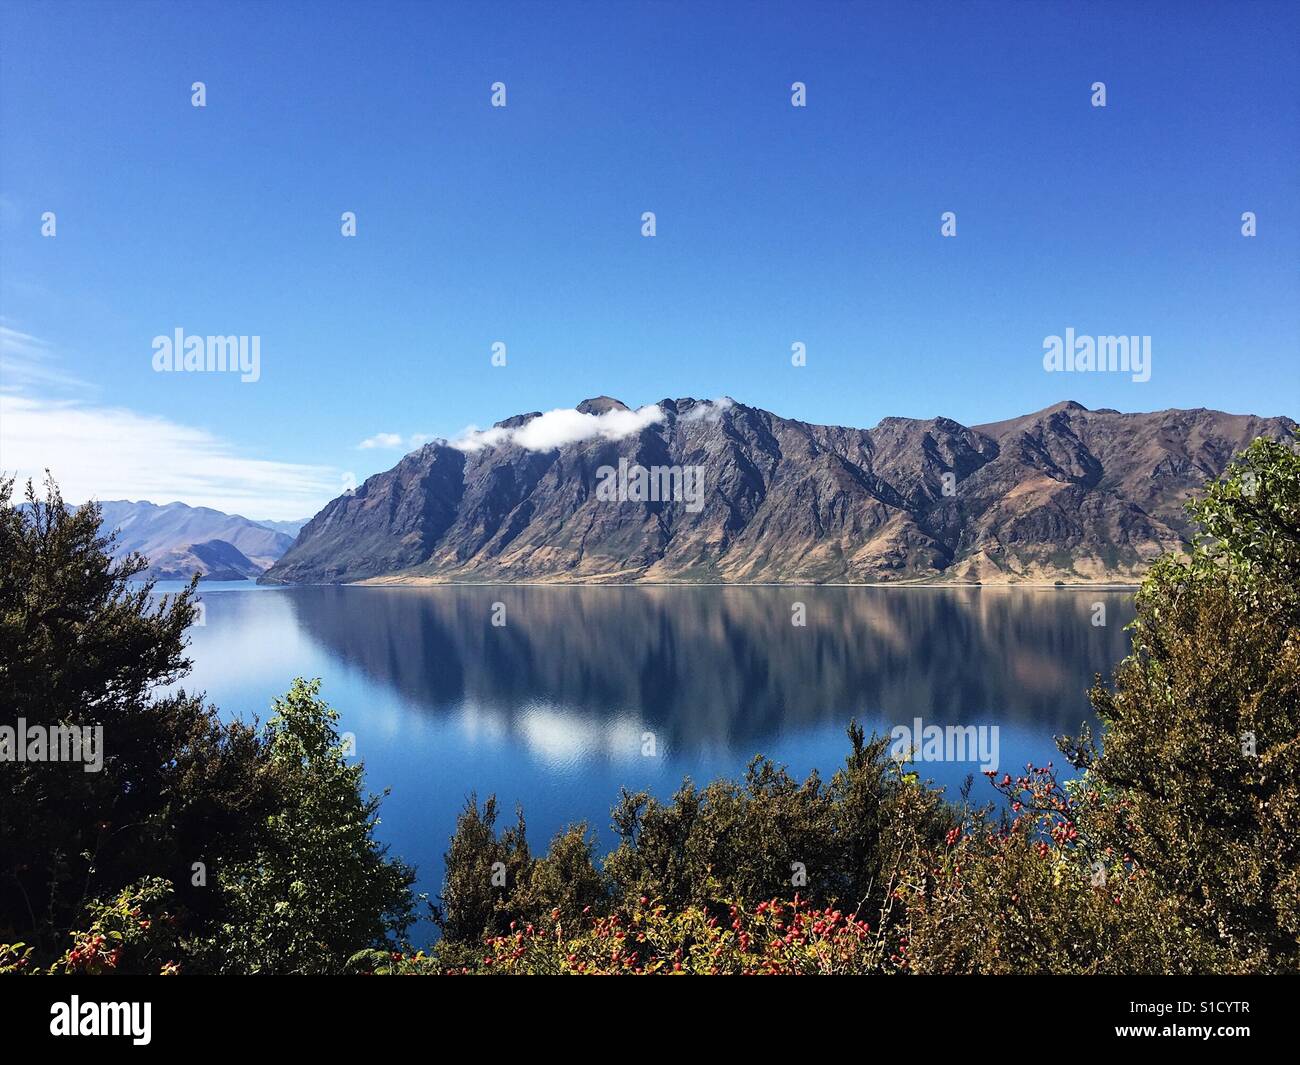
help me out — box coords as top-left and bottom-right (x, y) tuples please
(0, 393), (342, 520)
(0, 322), (93, 394)
(357, 430), (438, 451)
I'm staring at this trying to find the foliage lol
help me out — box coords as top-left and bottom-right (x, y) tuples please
(1, 478), (418, 973)
(435, 725), (952, 947)
(364, 895), (885, 976)
(192, 679), (418, 974)
(0, 475), (283, 959)
(898, 765), (1230, 973)
(1057, 430), (1300, 971)
(509, 823), (609, 930)
(1175, 431), (1300, 619)
(434, 795), (532, 941)
(2, 877), (183, 976)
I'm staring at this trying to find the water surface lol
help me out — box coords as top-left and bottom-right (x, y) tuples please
(161, 583), (1135, 934)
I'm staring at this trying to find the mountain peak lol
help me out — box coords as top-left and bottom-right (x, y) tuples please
(973, 400), (1090, 437)
(576, 396), (630, 415)
(493, 411), (542, 430)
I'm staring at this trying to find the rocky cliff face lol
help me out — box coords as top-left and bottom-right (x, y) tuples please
(262, 398), (1295, 585)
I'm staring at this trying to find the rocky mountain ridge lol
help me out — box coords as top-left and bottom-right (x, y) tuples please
(261, 398), (1296, 586)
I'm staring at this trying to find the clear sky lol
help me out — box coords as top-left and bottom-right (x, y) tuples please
(1, 0), (1297, 518)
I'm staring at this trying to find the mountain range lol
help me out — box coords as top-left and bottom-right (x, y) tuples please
(261, 397), (1296, 586)
(94, 500), (301, 580)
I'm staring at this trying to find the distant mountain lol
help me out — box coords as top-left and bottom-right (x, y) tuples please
(144, 539), (266, 581)
(262, 398), (1296, 586)
(253, 518), (308, 538)
(96, 500), (296, 580)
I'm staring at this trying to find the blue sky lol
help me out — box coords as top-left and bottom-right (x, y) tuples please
(1, 0), (1297, 518)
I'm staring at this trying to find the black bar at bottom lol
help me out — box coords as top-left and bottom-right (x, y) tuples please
(0, 974), (1288, 1051)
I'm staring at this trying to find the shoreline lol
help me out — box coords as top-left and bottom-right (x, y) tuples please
(340, 576), (1143, 590)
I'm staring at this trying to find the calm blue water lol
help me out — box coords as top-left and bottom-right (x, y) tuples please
(153, 582), (1135, 941)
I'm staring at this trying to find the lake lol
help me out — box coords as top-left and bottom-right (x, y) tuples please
(159, 582), (1135, 938)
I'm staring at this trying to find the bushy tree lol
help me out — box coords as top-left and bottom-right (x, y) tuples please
(2, 478), (419, 974)
(196, 679), (417, 974)
(510, 823), (608, 928)
(0, 476), (282, 959)
(899, 765), (1231, 973)
(899, 433), (1299, 973)
(435, 794), (531, 944)
(1062, 433), (1300, 970)
(1179, 432), (1300, 619)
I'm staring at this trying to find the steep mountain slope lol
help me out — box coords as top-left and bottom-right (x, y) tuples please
(262, 398), (1295, 586)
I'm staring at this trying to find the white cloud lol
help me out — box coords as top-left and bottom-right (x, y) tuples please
(0, 393), (341, 520)
(358, 431), (441, 451)
(1, 325), (341, 519)
(679, 396), (735, 422)
(451, 403), (666, 453)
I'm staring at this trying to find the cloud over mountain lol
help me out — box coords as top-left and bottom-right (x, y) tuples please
(450, 400), (666, 453)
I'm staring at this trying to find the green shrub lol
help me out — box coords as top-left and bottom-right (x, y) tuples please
(194, 679), (417, 974)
